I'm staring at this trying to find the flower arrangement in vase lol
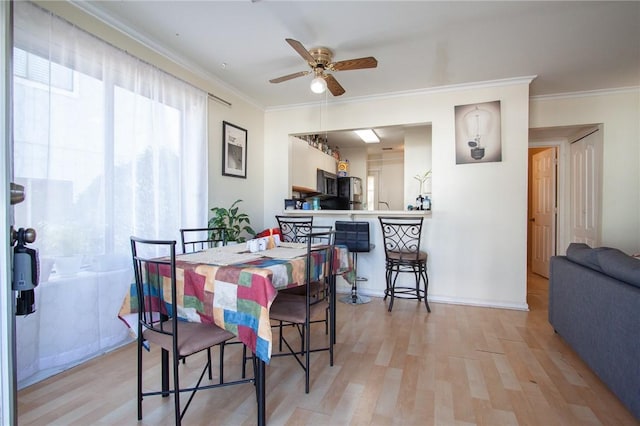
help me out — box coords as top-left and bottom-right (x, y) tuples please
(413, 170), (432, 210)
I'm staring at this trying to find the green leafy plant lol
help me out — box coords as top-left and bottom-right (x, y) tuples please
(208, 199), (256, 243)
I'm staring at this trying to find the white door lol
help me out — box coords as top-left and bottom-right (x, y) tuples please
(531, 148), (557, 278)
(570, 131), (602, 246)
(1, 1), (16, 424)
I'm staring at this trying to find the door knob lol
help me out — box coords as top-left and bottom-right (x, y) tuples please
(10, 226), (36, 247)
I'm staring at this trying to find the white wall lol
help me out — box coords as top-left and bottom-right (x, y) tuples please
(530, 89), (640, 253)
(265, 79), (532, 309)
(208, 99), (265, 235)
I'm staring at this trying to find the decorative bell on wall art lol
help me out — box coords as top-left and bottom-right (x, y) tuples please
(454, 100), (502, 164)
(464, 105), (491, 160)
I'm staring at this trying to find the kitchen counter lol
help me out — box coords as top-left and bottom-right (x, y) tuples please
(280, 209), (432, 217)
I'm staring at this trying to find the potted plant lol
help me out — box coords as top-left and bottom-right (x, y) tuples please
(208, 199), (256, 243)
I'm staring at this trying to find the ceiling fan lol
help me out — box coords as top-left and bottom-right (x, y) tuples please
(269, 38), (378, 96)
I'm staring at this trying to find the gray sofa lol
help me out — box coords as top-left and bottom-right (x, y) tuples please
(549, 243), (640, 420)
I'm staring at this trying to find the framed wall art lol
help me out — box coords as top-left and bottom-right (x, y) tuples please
(222, 121), (247, 178)
(455, 100), (502, 164)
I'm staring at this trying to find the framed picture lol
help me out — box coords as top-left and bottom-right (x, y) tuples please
(222, 121), (247, 178)
(455, 100), (502, 164)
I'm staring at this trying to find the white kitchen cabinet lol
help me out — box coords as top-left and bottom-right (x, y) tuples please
(290, 137), (337, 191)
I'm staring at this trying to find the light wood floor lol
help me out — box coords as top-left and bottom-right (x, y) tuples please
(18, 274), (639, 425)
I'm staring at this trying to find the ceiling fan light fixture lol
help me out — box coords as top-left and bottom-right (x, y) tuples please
(271, 39), (377, 97)
(354, 129), (380, 143)
(310, 76), (327, 94)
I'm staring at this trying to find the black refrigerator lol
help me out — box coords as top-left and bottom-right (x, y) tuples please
(337, 176), (363, 210)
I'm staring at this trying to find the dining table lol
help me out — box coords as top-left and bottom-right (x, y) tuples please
(119, 241), (352, 426)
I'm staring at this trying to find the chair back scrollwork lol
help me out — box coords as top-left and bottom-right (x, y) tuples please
(378, 216), (424, 261)
(276, 215), (314, 243)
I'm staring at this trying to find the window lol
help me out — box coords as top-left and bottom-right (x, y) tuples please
(12, 1), (209, 385)
(14, 48), (75, 92)
(13, 1), (207, 262)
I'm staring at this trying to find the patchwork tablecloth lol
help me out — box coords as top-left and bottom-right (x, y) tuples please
(120, 246), (352, 362)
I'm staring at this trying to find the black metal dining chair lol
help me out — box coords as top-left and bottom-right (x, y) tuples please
(179, 227), (227, 253)
(266, 229), (336, 393)
(130, 237), (254, 425)
(277, 225), (333, 335)
(378, 216), (431, 312)
(179, 227), (230, 369)
(276, 215), (313, 242)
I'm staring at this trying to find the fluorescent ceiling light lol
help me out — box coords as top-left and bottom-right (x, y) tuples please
(354, 129), (380, 143)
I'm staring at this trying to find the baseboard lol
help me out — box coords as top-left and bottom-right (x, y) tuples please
(336, 289), (530, 311)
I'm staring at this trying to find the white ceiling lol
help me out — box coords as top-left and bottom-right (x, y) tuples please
(76, 1), (639, 148)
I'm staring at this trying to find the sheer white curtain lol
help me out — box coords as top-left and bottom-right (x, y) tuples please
(12, 2), (207, 385)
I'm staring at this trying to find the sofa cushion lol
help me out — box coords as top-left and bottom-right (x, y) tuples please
(566, 243), (603, 272)
(597, 248), (640, 288)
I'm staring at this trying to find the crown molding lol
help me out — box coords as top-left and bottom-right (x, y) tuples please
(531, 86), (640, 101)
(266, 76), (538, 112)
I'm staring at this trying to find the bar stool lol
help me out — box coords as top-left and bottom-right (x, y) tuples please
(335, 221), (373, 305)
(378, 216), (430, 312)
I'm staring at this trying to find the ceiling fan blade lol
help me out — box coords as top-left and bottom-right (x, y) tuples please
(269, 70), (310, 84)
(331, 56), (378, 71)
(324, 74), (345, 96)
(285, 38), (316, 65)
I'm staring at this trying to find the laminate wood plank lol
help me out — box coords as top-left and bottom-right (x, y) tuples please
(506, 388), (543, 426)
(396, 354), (419, 414)
(518, 381), (565, 426)
(349, 364), (386, 424)
(449, 356), (478, 424)
(433, 380), (456, 425)
(416, 351), (436, 393)
(574, 384), (637, 426)
(464, 357), (490, 401)
(326, 382), (363, 424)
(492, 352), (522, 391)
(372, 367), (402, 419)
(284, 407), (329, 426)
(468, 397), (508, 426)
(567, 403), (602, 425)
(372, 335), (395, 367)
(533, 347), (588, 405)
(473, 353), (513, 412)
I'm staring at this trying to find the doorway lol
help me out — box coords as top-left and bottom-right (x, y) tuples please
(528, 146), (557, 278)
(527, 125), (602, 280)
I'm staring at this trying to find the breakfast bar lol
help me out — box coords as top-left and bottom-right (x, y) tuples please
(277, 210), (432, 298)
